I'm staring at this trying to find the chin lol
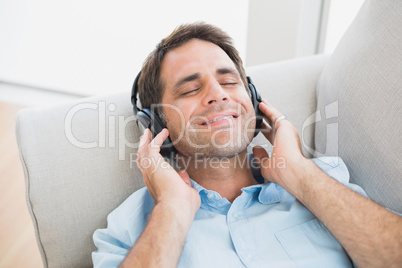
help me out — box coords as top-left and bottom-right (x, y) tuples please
(169, 123), (255, 159)
(174, 139), (250, 159)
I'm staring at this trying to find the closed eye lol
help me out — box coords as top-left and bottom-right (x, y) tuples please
(181, 88), (200, 96)
(221, 82), (237, 86)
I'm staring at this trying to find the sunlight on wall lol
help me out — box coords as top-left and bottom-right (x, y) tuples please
(324, 0), (365, 54)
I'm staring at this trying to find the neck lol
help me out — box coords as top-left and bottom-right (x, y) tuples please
(177, 150), (258, 202)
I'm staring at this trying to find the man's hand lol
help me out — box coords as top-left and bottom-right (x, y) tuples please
(137, 128), (200, 217)
(119, 128), (200, 268)
(252, 100), (308, 197)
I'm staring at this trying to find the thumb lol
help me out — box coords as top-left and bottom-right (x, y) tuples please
(178, 169), (192, 187)
(252, 146), (273, 180)
(252, 146), (269, 162)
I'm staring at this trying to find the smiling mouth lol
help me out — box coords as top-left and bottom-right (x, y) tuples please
(201, 115), (238, 125)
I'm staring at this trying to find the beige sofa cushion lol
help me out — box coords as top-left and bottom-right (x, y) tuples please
(315, 0), (402, 212)
(16, 93), (144, 267)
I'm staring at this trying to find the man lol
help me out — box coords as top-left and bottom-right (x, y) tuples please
(93, 23), (402, 267)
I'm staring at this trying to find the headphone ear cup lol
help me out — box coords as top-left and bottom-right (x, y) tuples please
(151, 111), (176, 157)
(247, 77), (263, 137)
(135, 108), (176, 157)
(135, 108), (152, 134)
(132, 71), (176, 157)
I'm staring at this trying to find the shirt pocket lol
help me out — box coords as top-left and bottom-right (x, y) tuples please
(275, 218), (353, 268)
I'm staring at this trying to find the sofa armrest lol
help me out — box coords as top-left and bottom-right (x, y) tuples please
(16, 92), (144, 268)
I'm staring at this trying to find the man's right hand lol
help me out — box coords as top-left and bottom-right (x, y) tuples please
(136, 128), (201, 222)
(119, 129), (200, 268)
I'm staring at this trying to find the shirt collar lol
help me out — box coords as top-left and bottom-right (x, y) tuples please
(257, 182), (281, 204)
(190, 179), (282, 206)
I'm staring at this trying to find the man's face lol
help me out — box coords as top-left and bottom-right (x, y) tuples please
(160, 39), (256, 158)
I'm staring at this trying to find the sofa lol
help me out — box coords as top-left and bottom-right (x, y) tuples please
(16, 0), (401, 267)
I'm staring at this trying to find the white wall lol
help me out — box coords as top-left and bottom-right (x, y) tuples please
(0, 0), (366, 97)
(0, 0), (249, 96)
(246, 0), (323, 66)
(245, 0), (366, 66)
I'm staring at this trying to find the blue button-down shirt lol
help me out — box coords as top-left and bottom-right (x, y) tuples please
(93, 157), (367, 267)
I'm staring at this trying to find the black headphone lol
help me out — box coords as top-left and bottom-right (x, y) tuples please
(131, 72), (263, 157)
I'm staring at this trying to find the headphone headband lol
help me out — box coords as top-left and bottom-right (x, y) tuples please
(131, 71), (141, 114)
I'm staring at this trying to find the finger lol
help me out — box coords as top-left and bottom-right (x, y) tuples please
(137, 129), (152, 167)
(259, 101), (282, 126)
(137, 129), (151, 165)
(252, 146), (277, 182)
(136, 150), (150, 172)
(145, 127), (152, 142)
(138, 128), (151, 149)
(260, 100), (282, 119)
(260, 101), (289, 132)
(252, 146), (269, 161)
(261, 99), (281, 114)
(150, 128), (169, 148)
(252, 146), (272, 179)
(260, 121), (275, 145)
(262, 113), (273, 127)
(178, 169), (192, 187)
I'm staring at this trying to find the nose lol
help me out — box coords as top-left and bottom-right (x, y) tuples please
(202, 79), (229, 106)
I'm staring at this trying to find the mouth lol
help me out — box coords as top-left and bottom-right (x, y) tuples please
(200, 114), (239, 126)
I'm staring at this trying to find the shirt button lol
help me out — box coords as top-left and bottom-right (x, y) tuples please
(207, 193), (214, 199)
(233, 212), (240, 218)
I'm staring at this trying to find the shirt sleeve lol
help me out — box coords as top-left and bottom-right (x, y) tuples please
(92, 187), (154, 268)
(311, 156), (369, 198)
(92, 213), (130, 268)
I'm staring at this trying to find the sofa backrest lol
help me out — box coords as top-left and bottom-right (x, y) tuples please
(315, 0), (402, 212)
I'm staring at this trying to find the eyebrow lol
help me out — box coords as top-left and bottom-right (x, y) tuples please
(173, 73), (201, 90)
(216, 67), (239, 77)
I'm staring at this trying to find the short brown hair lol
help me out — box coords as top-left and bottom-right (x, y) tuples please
(138, 22), (248, 114)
